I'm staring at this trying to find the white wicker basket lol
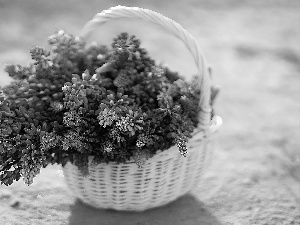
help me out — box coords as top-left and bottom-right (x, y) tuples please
(62, 5), (222, 211)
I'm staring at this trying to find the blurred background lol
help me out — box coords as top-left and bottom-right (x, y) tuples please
(0, 0), (299, 224)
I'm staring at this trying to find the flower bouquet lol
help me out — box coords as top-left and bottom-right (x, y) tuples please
(0, 6), (221, 211)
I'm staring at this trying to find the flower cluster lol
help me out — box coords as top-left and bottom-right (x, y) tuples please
(0, 31), (205, 186)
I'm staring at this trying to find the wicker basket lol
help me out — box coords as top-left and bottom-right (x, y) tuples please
(62, 5), (222, 211)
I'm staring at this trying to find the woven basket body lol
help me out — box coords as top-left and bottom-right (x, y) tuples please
(62, 5), (222, 211)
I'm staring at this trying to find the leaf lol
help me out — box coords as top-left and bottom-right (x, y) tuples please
(115, 107), (121, 113)
(119, 106), (127, 112)
(82, 70), (91, 81)
(33, 119), (39, 127)
(107, 94), (115, 100)
(12, 123), (22, 133)
(2, 105), (10, 112)
(99, 103), (107, 109)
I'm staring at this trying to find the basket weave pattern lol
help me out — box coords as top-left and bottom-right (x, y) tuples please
(62, 5), (221, 211)
(63, 128), (217, 211)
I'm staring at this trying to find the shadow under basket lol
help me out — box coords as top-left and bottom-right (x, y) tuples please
(62, 5), (222, 212)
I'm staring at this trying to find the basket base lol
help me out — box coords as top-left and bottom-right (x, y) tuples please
(72, 190), (192, 212)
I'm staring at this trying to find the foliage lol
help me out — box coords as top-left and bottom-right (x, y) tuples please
(0, 31), (203, 186)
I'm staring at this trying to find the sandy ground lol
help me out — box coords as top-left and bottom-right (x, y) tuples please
(0, 0), (299, 224)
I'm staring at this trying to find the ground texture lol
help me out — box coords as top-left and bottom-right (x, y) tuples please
(0, 0), (299, 224)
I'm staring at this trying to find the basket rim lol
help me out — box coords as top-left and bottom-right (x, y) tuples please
(61, 115), (222, 167)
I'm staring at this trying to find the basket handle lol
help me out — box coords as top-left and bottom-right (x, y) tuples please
(80, 5), (212, 130)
